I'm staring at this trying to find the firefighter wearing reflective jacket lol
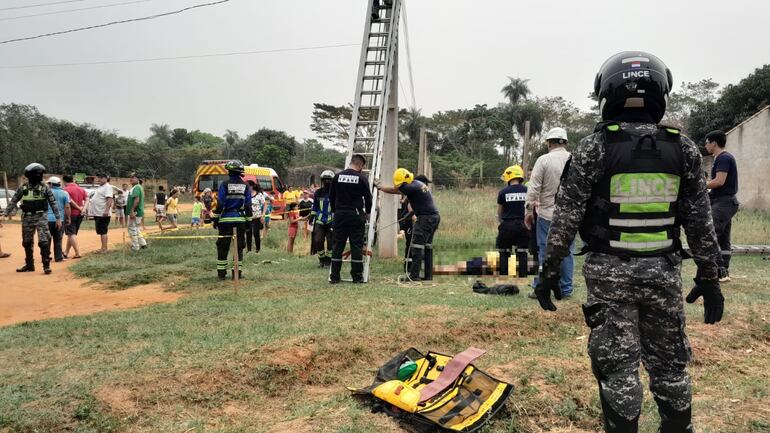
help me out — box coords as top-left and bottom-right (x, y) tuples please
(310, 170), (335, 268)
(2, 163), (60, 274)
(497, 165), (529, 276)
(211, 160), (252, 280)
(376, 168), (440, 282)
(328, 154), (372, 284)
(537, 52), (724, 433)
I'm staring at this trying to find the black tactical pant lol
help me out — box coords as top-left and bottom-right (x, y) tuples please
(216, 223), (246, 278)
(710, 195), (739, 273)
(245, 218), (262, 252)
(312, 222), (333, 266)
(408, 214), (440, 281)
(496, 219), (529, 276)
(22, 213), (51, 267)
(47, 221), (64, 261)
(330, 210), (365, 282)
(583, 253), (692, 432)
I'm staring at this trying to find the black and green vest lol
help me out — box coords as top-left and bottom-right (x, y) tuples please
(580, 122), (684, 257)
(19, 184), (48, 214)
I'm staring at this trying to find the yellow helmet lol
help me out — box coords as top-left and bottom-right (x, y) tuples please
(501, 165), (524, 183)
(393, 168), (414, 186)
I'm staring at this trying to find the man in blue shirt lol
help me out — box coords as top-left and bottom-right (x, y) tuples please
(705, 130), (739, 282)
(497, 165), (529, 277)
(46, 177), (71, 263)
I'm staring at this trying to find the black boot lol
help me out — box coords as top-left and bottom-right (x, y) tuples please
(329, 259), (341, 283)
(423, 246), (434, 281)
(43, 261), (52, 275)
(600, 391), (639, 433)
(17, 264), (35, 272)
(231, 270), (243, 280)
(217, 270), (227, 281)
(655, 397), (694, 433)
(498, 249), (511, 276)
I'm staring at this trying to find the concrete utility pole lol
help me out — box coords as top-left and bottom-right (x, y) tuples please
(523, 120), (531, 177)
(379, 49), (399, 258)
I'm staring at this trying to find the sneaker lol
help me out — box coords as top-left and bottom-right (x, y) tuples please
(561, 293), (573, 299)
(718, 268), (731, 282)
(718, 275), (731, 283)
(16, 265), (35, 272)
(527, 291), (538, 299)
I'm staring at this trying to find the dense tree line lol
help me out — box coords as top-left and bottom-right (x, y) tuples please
(2, 65), (766, 188)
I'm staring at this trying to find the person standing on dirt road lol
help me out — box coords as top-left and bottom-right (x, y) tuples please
(704, 130), (739, 282)
(126, 173), (148, 252)
(537, 51), (724, 433)
(3, 163), (60, 274)
(91, 174), (114, 253)
(45, 176), (71, 263)
(63, 175), (86, 259)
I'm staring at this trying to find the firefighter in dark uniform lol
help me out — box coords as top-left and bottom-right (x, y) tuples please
(328, 155), (372, 283)
(310, 170), (335, 268)
(536, 52), (724, 432)
(3, 163), (60, 274)
(497, 165), (529, 276)
(211, 160), (252, 280)
(376, 168), (440, 282)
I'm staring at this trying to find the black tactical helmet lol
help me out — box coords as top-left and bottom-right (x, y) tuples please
(24, 163), (46, 182)
(594, 51), (673, 123)
(225, 160), (245, 174)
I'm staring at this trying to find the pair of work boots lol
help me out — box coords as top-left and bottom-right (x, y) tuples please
(217, 270), (243, 281)
(17, 262), (51, 275)
(601, 394), (694, 433)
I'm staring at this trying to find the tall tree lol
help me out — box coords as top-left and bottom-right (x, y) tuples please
(310, 103), (352, 147)
(236, 128), (297, 177)
(149, 123), (172, 146)
(501, 77), (531, 105)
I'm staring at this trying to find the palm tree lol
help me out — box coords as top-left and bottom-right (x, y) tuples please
(149, 123), (172, 146)
(501, 77), (531, 106)
(223, 130), (240, 159)
(400, 107), (424, 145)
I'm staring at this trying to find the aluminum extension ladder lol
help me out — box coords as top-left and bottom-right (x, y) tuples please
(340, 0), (402, 282)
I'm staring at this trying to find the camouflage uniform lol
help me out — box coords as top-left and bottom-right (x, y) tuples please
(546, 123), (720, 424)
(4, 183), (59, 269)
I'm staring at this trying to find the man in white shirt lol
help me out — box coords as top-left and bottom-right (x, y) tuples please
(91, 174), (114, 253)
(525, 127), (575, 298)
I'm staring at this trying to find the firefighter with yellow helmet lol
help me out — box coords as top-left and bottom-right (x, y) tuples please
(497, 165), (529, 276)
(376, 168), (440, 281)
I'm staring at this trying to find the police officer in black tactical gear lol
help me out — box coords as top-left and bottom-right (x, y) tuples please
(3, 163), (60, 274)
(211, 160), (252, 280)
(537, 52), (724, 433)
(328, 154), (372, 284)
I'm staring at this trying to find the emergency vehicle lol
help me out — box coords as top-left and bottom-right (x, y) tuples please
(193, 160), (286, 219)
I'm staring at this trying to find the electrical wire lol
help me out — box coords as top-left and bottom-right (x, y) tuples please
(0, 0), (230, 45)
(0, 0), (154, 22)
(0, 0), (85, 12)
(0, 42), (360, 69)
(400, 0), (417, 110)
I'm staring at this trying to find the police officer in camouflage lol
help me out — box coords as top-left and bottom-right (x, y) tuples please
(536, 52), (724, 433)
(3, 163), (61, 275)
(211, 160), (252, 280)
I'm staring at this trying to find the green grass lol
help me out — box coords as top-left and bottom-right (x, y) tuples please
(1, 188), (770, 432)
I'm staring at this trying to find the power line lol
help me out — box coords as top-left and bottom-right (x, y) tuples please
(0, 0), (230, 45)
(0, 43), (361, 69)
(0, 0), (154, 22)
(0, 0), (85, 12)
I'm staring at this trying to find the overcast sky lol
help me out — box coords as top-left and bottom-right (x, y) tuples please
(1, 0), (768, 143)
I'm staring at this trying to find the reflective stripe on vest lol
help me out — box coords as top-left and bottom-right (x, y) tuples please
(610, 231), (674, 251)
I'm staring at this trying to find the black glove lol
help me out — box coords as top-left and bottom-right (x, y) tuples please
(535, 257), (562, 311)
(211, 217), (219, 229)
(686, 278), (724, 324)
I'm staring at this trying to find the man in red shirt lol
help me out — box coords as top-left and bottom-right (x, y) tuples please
(62, 175), (87, 259)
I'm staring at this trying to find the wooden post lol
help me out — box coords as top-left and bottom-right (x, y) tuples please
(418, 127), (427, 175)
(232, 234), (239, 294)
(523, 120), (531, 177)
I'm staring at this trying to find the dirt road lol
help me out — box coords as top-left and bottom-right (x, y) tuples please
(0, 218), (181, 327)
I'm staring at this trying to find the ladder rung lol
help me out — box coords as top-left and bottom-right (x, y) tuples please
(360, 90), (382, 95)
(369, 32), (389, 37)
(367, 46), (387, 52)
(372, 19), (392, 24)
(355, 137), (376, 141)
(356, 121), (378, 125)
(359, 106), (381, 110)
(365, 61), (386, 66)
(363, 75), (384, 80)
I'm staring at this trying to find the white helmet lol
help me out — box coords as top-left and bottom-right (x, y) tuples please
(320, 170), (335, 180)
(545, 127), (568, 143)
(47, 176), (62, 185)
